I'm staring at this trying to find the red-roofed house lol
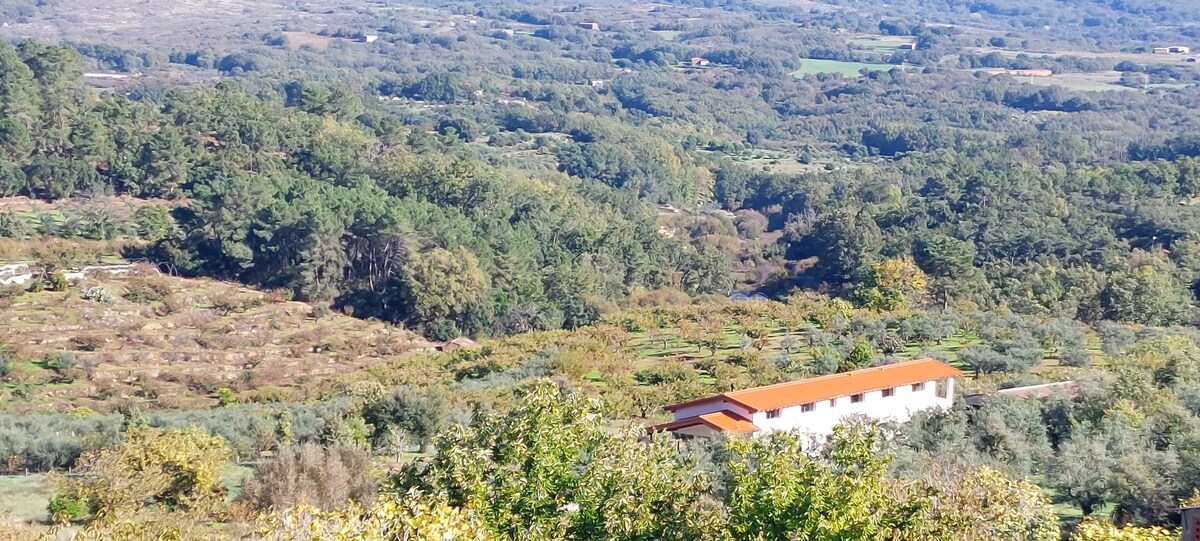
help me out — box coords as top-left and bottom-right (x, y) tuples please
(647, 358), (961, 439)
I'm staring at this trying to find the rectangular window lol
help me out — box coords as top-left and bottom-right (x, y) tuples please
(829, 398), (837, 407)
(937, 379), (950, 398)
(851, 393), (864, 403)
(882, 387), (894, 398)
(800, 403), (814, 412)
(911, 382), (925, 392)
(766, 408), (781, 419)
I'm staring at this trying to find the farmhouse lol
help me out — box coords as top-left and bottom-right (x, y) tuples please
(689, 57), (710, 66)
(1154, 46), (1191, 54)
(578, 22), (600, 30)
(647, 358), (961, 440)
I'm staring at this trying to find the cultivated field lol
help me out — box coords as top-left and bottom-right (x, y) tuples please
(1, 270), (431, 412)
(793, 58), (898, 77)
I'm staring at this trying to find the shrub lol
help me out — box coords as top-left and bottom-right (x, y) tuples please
(47, 494), (87, 524)
(809, 348), (840, 375)
(48, 351), (77, 372)
(1060, 347), (1092, 368)
(240, 443), (376, 512)
(70, 335), (105, 352)
(961, 345), (1011, 374)
(82, 286), (115, 303)
(49, 425), (233, 524)
(1097, 321), (1136, 357)
(363, 388), (449, 451)
(1071, 519), (1173, 541)
(210, 292), (264, 314)
(216, 387), (237, 406)
(48, 272), (68, 292)
(122, 277), (172, 304)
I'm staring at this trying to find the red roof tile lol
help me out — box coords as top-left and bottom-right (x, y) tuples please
(666, 358), (962, 413)
(646, 410), (758, 435)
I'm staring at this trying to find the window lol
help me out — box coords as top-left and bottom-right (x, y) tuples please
(882, 387), (894, 398)
(937, 379), (950, 398)
(766, 408), (781, 419)
(801, 403), (814, 412)
(851, 393), (864, 403)
(911, 382), (925, 392)
(829, 398), (837, 407)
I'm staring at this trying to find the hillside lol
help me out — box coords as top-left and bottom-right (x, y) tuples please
(0, 267), (429, 412)
(4, 0), (1200, 538)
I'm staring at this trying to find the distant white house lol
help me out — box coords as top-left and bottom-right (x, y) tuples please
(359, 35), (379, 43)
(647, 358), (961, 440)
(1154, 46), (1191, 54)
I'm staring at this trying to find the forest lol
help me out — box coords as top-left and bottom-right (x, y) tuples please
(3, 0), (1200, 539)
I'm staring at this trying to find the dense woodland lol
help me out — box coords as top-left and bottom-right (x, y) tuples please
(5, 0), (1200, 539)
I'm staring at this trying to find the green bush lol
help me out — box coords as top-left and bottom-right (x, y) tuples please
(48, 272), (68, 292)
(47, 493), (87, 524)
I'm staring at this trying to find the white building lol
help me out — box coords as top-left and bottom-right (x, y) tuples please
(647, 358), (961, 439)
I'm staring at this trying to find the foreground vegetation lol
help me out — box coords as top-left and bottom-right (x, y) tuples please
(3, 382), (1188, 541)
(6, 0), (1200, 538)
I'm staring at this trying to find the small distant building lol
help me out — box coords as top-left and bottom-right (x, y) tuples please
(359, 34), (379, 43)
(689, 57), (710, 66)
(589, 79), (606, 87)
(437, 337), (478, 353)
(1154, 46), (1191, 54)
(898, 43), (916, 50)
(1187, 57), (1199, 63)
(578, 22), (600, 30)
(964, 380), (1079, 407)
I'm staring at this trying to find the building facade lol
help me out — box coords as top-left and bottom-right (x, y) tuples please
(648, 358), (961, 440)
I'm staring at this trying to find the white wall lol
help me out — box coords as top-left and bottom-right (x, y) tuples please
(671, 399), (753, 422)
(750, 377), (955, 439)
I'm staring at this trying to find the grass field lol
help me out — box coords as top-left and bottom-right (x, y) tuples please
(0, 474), (52, 526)
(848, 35), (914, 51)
(282, 31), (336, 50)
(1024, 71), (1133, 92)
(793, 58), (897, 77)
(652, 30), (681, 41)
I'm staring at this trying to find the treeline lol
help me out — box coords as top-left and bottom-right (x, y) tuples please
(0, 41), (730, 337)
(712, 147), (1200, 324)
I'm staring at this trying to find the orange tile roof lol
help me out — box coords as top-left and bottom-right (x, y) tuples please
(666, 358), (962, 413)
(645, 410), (758, 435)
